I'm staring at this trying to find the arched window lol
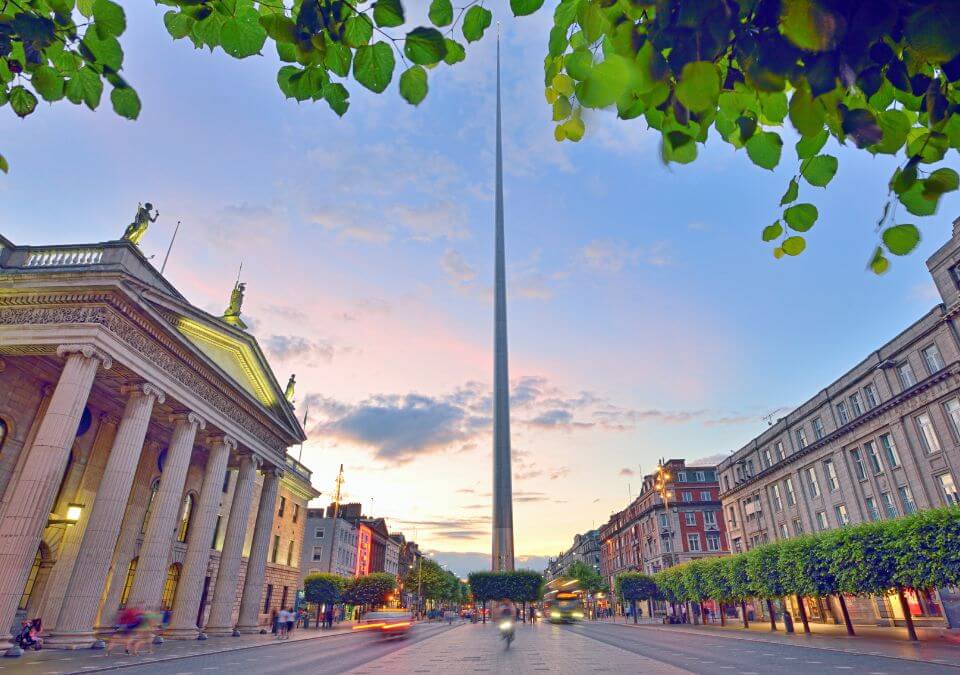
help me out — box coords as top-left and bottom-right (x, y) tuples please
(140, 479), (160, 535)
(0, 418), (8, 452)
(18, 550), (42, 610)
(176, 493), (195, 543)
(161, 563), (181, 610)
(119, 557), (138, 608)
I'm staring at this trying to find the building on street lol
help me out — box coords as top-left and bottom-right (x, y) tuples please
(717, 217), (960, 630)
(544, 529), (600, 581)
(0, 232), (319, 645)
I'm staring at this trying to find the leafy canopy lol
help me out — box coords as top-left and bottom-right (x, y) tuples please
(3, 0), (960, 272)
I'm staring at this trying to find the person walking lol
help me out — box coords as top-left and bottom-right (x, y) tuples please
(270, 608), (279, 635)
(285, 607), (296, 639)
(276, 608), (288, 639)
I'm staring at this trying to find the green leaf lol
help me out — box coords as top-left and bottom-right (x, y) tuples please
(31, 66), (65, 102)
(579, 55), (633, 109)
(81, 32), (123, 71)
(93, 0), (126, 39)
(399, 65), (428, 105)
(428, 0), (454, 26)
(784, 203), (818, 232)
(324, 39), (352, 77)
(110, 85), (140, 119)
(759, 91), (788, 124)
(404, 27), (446, 66)
(795, 129), (828, 159)
(353, 42), (396, 93)
(675, 61), (720, 113)
(511, 0), (545, 17)
(801, 154), (838, 187)
(549, 25), (568, 58)
(779, 0), (841, 52)
(65, 67), (103, 109)
(782, 236), (806, 256)
(922, 168), (960, 201)
(164, 10), (195, 39)
(762, 221), (783, 242)
(552, 96), (572, 120)
(220, 8), (267, 58)
(561, 116), (585, 142)
(882, 224), (921, 256)
(9, 86), (38, 118)
(443, 39), (465, 65)
(344, 16), (374, 48)
(899, 182), (937, 216)
(278, 65), (327, 101)
(907, 130), (949, 164)
(872, 110), (911, 155)
(780, 179), (799, 205)
(373, 0), (405, 28)
(903, 1), (960, 63)
(565, 49), (593, 81)
(0, 153), (7, 174)
(259, 14), (296, 42)
(789, 86), (825, 137)
(77, 0), (94, 17)
(462, 6), (492, 43)
(745, 131), (783, 170)
(323, 82), (349, 116)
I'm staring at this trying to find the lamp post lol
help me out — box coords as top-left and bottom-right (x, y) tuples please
(47, 502), (84, 526)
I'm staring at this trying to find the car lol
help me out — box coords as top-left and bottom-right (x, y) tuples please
(352, 610), (413, 640)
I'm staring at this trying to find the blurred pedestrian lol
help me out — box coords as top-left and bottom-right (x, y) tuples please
(285, 607), (295, 638)
(270, 608), (279, 635)
(277, 608), (289, 639)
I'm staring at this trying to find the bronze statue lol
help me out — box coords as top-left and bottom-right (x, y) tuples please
(222, 281), (247, 329)
(285, 374), (296, 402)
(123, 202), (159, 245)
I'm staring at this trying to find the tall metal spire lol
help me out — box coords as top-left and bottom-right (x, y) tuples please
(492, 24), (515, 572)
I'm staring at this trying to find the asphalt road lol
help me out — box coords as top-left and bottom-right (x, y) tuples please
(564, 621), (959, 674)
(64, 623), (458, 674)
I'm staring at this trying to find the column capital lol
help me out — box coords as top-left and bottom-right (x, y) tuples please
(98, 411), (121, 426)
(263, 465), (284, 479)
(56, 343), (113, 371)
(207, 434), (238, 452)
(237, 450), (261, 470)
(170, 411), (207, 432)
(121, 382), (166, 405)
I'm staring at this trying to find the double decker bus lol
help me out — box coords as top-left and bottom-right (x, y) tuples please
(543, 577), (585, 623)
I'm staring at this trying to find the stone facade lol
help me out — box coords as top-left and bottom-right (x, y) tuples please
(0, 235), (318, 645)
(599, 460), (728, 591)
(544, 529), (600, 582)
(717, 217), (960, 629)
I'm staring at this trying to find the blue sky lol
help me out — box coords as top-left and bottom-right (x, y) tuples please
(2, 1), (959, 564)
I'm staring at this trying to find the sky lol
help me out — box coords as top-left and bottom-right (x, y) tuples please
(2, 1), (959, 574)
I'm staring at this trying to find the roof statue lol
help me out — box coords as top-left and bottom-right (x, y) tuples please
(284, 374), (296, 403)
(222, 281), (247, 329)
(122, 202), (159, 246)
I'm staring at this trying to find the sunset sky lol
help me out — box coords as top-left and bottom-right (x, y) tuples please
(2, 1), (958, 573)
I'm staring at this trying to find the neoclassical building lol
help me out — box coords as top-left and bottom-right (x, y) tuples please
(0, 232), (318, 648)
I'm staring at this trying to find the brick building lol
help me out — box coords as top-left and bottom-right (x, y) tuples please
(599, 460), (728, 593)
(544, 529), (600, 582)
(717, 218), (960, 630)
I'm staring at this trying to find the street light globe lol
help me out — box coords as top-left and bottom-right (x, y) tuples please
(65, 503), (83, 523)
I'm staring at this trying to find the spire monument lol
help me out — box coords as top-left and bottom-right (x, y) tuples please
(491, 25), (515, 572)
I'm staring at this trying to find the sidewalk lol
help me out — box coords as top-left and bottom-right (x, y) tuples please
(621, 619), (960, 667)
(0, 623), (357, 674)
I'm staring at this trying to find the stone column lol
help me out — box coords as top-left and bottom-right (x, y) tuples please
(236, 466), (282, 633)
(126, 413), (205, 611)
(204, 452), (259, 636)
(48, 384), (164, 647)
(0, 344), (110, 636)
(166, 436), (235, 639)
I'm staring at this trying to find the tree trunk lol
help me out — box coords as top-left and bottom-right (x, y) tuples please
(796, 595), (810, 634)
(897, 587), (919, 642)
(632, 599), (637, 624)
(740, 601), (749, 628)
(836, 594), (855, 636)
(482, 600), (486, 624)
(522, 600), (526, 623)
(685, 601), (693, 624)
(647, 598), (653, 620)
(699, 601), (706, 625)
(781, 598), (794, 633)
(719, 602), (726, 626)
(766, 599), (777, 631)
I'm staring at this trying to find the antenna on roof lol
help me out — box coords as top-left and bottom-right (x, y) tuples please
(160, 220), (181, 275)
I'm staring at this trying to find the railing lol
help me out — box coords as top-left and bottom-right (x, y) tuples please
(285, 454), (312, 479)
(24, 248), (104, 267)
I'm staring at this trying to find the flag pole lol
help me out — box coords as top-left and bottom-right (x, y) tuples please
(160, 220), (181, 275)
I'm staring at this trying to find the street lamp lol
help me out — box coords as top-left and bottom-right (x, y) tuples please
(47, 502), (84, 526)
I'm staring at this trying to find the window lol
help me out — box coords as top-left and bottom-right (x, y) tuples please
(865, 441), (884, 474)
(140, 479), (160, 535)
(849, 448), (866, 480)
(865, 496), (880, 521)
(315, 528), (325, 539)
(700, 490), (712, 501)
(785, 477), (797, 506)
(682, 491), (693, 502)
(658, 513), (669, 528)
(161, 563), (181, 611)
(882, 492), (898, 518)
(774, 441), (785, 462)
(695, 471), (706, 482)
(19, 550), (41, 611)
(922, 344), (944, 374)
(176, 493), (195, 543)
(684, 511), (697, 526)
(293, 504), (300, 524)
(850, 392), (863, 417)
(836, 403), (849, 425)
(0, 418), (7, 451)
(707, 533), (721, 551)
(898, 486), (917, 514)
(678, 471), (688, 482)
(945, 399), (960, 439)
(746, 460), (755, 477)
(263, 584), (273, 613)
(211, 515), (223, 550)
(879, 433), (900, 468)
(795, 427), (808, 449)
(723, 475), (730, 492)
(732, 537), (743, 553)
(805, 466), (821, 498)
(222, 469), (231, 493)
(834, 504), (850, 526)
(704, 510), (717, 528)
(280, 586), (289, 611)
(778, 523), (789, 539)
(916, 413), (942, 453)
(937, 473), (959, 505)
(898, 362), (917, 389)
(728, 506), (737, 527)
(278, 496), (286, 518)
(687, 533), (701, 552)
(813, 417), (825, 440)
(864, 383), (879, 409)
(771, 484), (783, 511)
(792, 518), (803, 535)
(119, 557), (138, 608)
(286, 540), (295, 566)
(815, 511), (829, 531)
(823, 459), (839, 491)
(271, 534), (280, 563)
(762, 447), (772, 468)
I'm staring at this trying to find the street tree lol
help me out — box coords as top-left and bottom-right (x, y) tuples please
(342, 572), (397, 611)
(303, 572), (347, 627)
(745, 543), (790, 632)
(615, 572), (658, 623)
(777, 534), (836, 634)
(3, 1), (960, 271)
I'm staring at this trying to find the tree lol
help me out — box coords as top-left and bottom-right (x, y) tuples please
(402, 558), (448, 603)
(681, 559), (712, 625)
(777, 534), (837, 634)
(567, 560), (604, 593)
(722, 554), (753, 628)
(745, 544), (790, 631)
(4, 2), (959, 273)
(615, 572), (658, 624)
(700, 557), (734, 626)
(342, 572), (397, 609)
(304, 572), (347, 627)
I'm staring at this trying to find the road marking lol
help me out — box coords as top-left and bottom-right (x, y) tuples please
(835, 667), (853, 670)
(807, 661), (822, 664)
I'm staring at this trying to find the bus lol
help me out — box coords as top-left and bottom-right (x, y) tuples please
(543, 578), (585, 623)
